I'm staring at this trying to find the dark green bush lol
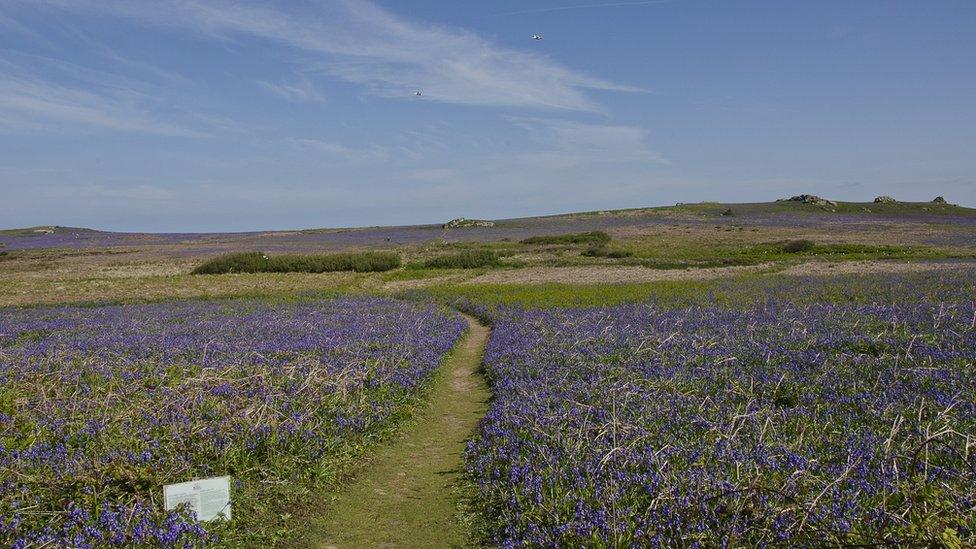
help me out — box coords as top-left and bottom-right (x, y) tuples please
(782, 239), (815, 253)
(582, 246), (632, 258)
(521, 231), (611, 246)
(192, 251), (401, 274)
(192, 252), (270, 274)
(424, 250), (499, 269)
(270, 252), (401, 273)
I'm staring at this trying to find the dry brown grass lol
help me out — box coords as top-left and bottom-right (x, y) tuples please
(0, 271), (368, 307)
(3, 214), (974, 308)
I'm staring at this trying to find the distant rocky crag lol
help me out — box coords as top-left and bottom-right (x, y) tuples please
(777, 194), (837, 207)
(443, 217), (495, 229)
(777, 194), (955, 208)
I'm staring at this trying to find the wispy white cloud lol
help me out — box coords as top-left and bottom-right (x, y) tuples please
(495, 0), (673, 17)
(94, 48), (194, 88)
(293, 138), (390, 163)
(0, 75), (198, 136)
(0, 10), (51, 43)
(25, 0), (638, 111)
(0, 50), (204, 136)
(41, 183), (177, 201)
(259, 79), (327, 103)
(509, 117), (668, 168)
(403, 168), (457, 182)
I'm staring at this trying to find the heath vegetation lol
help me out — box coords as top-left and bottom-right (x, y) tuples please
(192, 251), (401, 275)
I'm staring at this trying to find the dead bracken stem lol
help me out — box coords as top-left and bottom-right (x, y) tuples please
(610, 389), (620, 549)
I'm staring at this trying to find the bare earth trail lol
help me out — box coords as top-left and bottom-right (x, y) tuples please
(309, 314), (491, 548)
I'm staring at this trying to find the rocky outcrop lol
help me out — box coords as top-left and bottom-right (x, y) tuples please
(443, 217), (495, 229)
(873, 196), (897, 204)
(932, 196), (948, 204)
(777, 194), (837, 207)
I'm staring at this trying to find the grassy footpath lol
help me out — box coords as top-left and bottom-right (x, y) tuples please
(303, 314), (490, 548)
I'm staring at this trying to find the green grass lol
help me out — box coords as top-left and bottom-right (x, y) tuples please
(418, 281), (715, 309)
(581, 245), (633, 258)
(297, 316), (490, 548)
(520, 231), (611, 246)
(414, 268), (976, 310)
(478, 222), (973, 271)
(442, 236), (967, 270)
(422, 250), (500, 269)
(782, 239), (815, 253)
(192, 251), (401, 274)
(613, 238), (972, 269)
(379, 268), (444, 282)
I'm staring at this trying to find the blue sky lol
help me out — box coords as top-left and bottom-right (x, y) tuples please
(1, 0), (974, 232)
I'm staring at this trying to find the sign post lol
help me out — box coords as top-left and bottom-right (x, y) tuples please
(163, 476), (232, 522)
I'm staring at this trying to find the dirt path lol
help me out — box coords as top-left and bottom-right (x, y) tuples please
(311, 314), (490, 548)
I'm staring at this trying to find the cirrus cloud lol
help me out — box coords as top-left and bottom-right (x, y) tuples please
(20, 0), (639, 111)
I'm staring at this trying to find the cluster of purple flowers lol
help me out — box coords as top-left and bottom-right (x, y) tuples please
(467, 300), (976, 546)
(0, 297), (465, 547)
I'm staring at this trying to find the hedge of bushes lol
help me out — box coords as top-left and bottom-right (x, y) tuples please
(781, 239), (815, 253)
(192, 251), (401, 274)
(520, 231), (611, 246)
(582, 245), (633, 258)
(423, 250), (500, 269)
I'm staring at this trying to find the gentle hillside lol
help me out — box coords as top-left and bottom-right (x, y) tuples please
(3, 199), (974, 256)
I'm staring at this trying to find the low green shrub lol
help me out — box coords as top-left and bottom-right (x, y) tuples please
(192, 251), (401, 274)
(424, 250), (500, 269)
(782, 239), (815, 253)
(813, 243), (905, 255)
(521, 231), (611, 246)
(192, 252), (269, 274)
(582, 246), (633, 258)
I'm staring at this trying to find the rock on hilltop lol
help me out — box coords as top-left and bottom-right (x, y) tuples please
(777, 194), (837, 207)
(443, 217), (495, 229)
(874, 195), (897, 204)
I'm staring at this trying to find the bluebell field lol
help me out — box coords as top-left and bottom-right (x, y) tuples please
(0, 298), (464, 547)
(465, 295), (976, 546)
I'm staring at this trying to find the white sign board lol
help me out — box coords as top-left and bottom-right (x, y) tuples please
(163, 476), (232, 522)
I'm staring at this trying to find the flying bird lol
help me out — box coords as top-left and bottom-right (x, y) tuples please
(532, 33), (544, 40)
(414, 90), (423, 97)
